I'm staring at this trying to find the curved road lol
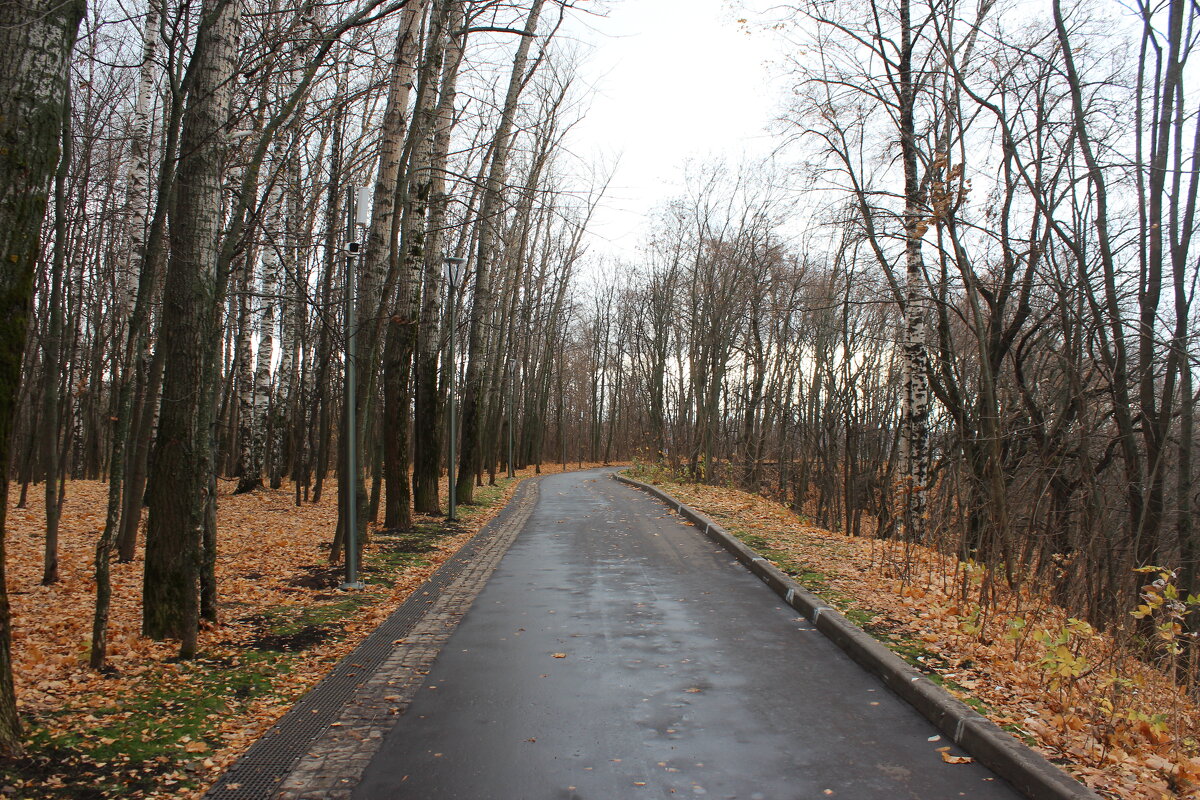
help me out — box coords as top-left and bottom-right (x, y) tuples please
(353, 468), (1022, 799)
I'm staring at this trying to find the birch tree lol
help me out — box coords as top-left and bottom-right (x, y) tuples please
(413, 0), (466, 514)
(342, 0), (424, 540)
(0, 0), (86, 753)
(457, 0), (547, 503)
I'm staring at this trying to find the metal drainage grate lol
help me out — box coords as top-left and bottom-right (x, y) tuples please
(204, 481), (536, 800)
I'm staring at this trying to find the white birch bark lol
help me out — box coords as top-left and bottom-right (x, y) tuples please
(119, 0), (160, 320)
(457, 0), (547, 503)
(234, 260), (254, 483)
(897, 0), (930, 542)
(358, 2), (425, 382)
(398, 3), (447, 329)
(900, 227), (930, 539)
(250, 167), (282, 488)
(228, 107), (263, 491)
(413, 0), (465, 513)
(272, 138), (301, 488)
(384, 0), (454, 526)
(0, 0), (85, 749)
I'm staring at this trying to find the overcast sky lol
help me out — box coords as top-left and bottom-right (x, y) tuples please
(559, 0), (787, 265)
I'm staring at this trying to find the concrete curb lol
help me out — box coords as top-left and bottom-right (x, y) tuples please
(613, 472), (1102, 800)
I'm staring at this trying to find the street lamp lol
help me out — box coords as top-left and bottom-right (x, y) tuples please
(341, 186), (370, 590)
(444, 255), (467, 522)
(507, 358), (516, 478)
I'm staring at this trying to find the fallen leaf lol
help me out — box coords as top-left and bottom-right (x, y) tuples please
(943, 754), (973, 764)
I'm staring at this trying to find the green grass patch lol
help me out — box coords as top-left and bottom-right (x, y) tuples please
(366, 523), (449, 577)
(842, 607), (877, 628)
(283, 596), (372, 634)
(884, 637), (943, 669)
(459, 480), (509, 515)
(1002, 723), (1038, 747)
(926, 672), (992, 713)
(884, 638), (992, 713)
(10, 650), (289, 798)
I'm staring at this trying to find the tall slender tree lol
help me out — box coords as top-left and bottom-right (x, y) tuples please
(0, 0), (86, 752)
(143, 0), (242, 656)
(457, 0), (546, 503)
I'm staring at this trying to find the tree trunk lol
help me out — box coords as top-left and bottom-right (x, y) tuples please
(143, 0), (240, 657)
(311, 88), (345, 506)
(42, 94), (70, 586)
(458, 0), (545, 503)
(413, 0), (465, 515)
(117, 339), (165, 561)
(338, 2), (424, 542)
(897, 0), (931, 542)
(237, 162), (281, 494)
(274, 133), (302, 490)
(233, 257), (254, 481)
(0, 0), (85, 753)
(384, 0), (452, 528)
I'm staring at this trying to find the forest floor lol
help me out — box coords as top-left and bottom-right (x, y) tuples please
(628, 465), (1200, 800)
(2, 461), (613, 800)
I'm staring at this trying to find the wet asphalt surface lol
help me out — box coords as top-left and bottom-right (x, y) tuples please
(352, 468), (1024, 800)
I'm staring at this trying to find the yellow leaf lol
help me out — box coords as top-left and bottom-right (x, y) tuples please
(939, 751), (973, 764)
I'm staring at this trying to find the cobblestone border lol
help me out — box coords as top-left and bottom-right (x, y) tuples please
(271, 479), (539, 800)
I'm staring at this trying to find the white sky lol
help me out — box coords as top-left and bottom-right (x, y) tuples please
(559, 0), (787, 264)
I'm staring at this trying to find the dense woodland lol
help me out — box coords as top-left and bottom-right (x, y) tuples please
(0, 0), (1198, 768)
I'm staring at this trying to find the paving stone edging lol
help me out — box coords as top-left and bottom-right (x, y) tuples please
(613, 472), (1102, 800)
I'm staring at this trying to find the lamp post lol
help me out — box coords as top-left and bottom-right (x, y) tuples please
(444, 255), (466, 521)
(341, 186), (370, 590)
(507, 358), (516, 479)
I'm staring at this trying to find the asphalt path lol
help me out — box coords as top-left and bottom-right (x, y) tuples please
(353, 468), (1024, 800)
